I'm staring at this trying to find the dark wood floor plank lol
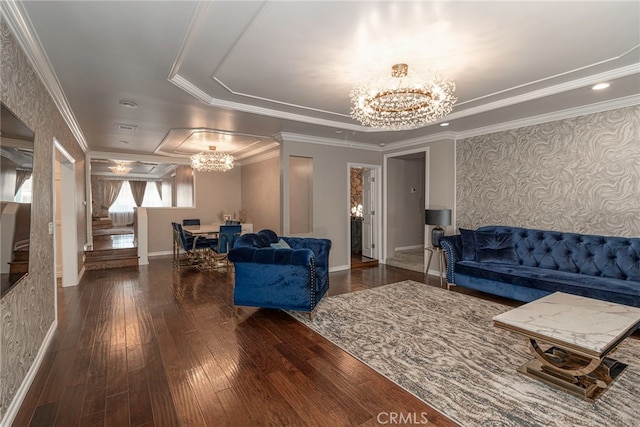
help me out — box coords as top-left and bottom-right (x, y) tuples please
(106, 343), (128, 397)
(127, 367), (154, 427)
(104, 392), (129, 427)
(14, 255), (467, 426)
(52, 383), (85, 427)
(27, 401), (58, 427)
(81, 340), (109, 417)
(141, 340), (181, 426)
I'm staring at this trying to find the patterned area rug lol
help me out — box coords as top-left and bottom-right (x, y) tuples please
(288, 281), (639, 427)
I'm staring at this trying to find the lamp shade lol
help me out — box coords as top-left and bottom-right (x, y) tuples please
(425, 209), (451, 226)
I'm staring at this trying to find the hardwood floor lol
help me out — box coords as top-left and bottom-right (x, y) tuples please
(14, 258), (477, 426)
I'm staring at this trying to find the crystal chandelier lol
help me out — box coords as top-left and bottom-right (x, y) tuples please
(108, 161), (131, 176)
(350, 63), (457, 131)
(190, 146), (235, 173)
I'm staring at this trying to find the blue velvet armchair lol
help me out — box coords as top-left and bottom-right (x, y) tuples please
(228, 229), (332, 313)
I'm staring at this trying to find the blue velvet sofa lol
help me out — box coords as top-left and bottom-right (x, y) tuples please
(440, 226), (640, 308)
(228, 229), (332, 313)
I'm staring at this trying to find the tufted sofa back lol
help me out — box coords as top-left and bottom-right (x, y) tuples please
(478, 226), (640, 282)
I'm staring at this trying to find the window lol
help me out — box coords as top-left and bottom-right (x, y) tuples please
(109, 181), (164, 226)
(13, 175), (33, 203)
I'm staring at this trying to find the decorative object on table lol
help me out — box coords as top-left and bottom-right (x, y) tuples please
(217, 210), (225, 222)
(190, 145), (234, 172)
(229, 229), (332, 314)
(287, 281), (640, 427)
(425, 208), (451, 247)
(238, 208), (247, 223)
(350, 63), (457, 130)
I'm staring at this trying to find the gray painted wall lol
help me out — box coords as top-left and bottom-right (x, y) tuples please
(1, 22), (87, 420)
(241, 156), (281, 234)
(146, 167), (242, 254)
(457, 106), (640, 237)
(281, 138), (382, 269)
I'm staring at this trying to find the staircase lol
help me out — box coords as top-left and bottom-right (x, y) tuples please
(84, 247), (139, 270)
(9, 249), (29, 274)
(385, 248), (424, 273)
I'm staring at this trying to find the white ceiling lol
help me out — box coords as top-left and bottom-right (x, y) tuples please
(9, 1), (640, 163)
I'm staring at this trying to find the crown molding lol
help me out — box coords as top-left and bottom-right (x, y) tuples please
(447, 63), (640, 121)
(237, 146), (280, 166)
(1, 1), (88, 153)
(454, 95), (640, 140)
(276, 132), (382, 151)
(88, 151), (191, 165)
(382, 131), (457, 152)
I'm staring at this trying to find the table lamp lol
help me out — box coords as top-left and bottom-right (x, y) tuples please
(425, 209), (451, 247)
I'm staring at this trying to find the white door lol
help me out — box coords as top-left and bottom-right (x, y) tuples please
(362, 169), (376, 259)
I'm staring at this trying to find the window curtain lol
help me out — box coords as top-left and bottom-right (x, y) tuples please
(129, 181), (147, 207)
(155, 181), (163, 200)
(102, 180), (123, 210)
(14, 170), (32, 195)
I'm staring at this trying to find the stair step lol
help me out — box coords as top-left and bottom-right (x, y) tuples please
(9, 261), (28, 274)
(83, 247), (139, 270)
(85, 248), (137, 259)
(84, 256), (139, 271)
(12, 251), (29, 262)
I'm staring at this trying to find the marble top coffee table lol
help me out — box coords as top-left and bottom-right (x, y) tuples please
(493, 292), (640, 401)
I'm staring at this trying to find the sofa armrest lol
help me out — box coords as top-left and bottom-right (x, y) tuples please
(228, 247), (313, 266)
(440, 235), (462, 283)
(282, 237), (331, 265)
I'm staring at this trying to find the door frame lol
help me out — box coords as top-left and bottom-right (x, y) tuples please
(383, 147), (430, 263)
(53, 139), (79, 288)
(347, 163), (382, 263)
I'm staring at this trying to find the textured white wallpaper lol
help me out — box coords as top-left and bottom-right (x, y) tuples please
(457, 106), (640, 237)
(1, 22), (86, 419)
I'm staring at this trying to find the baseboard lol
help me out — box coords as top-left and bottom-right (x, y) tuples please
(329, 264), (350, 272)
(148, 250), (173, 258)
(77, 266), (86, 284)
(0, 320), (57, 427)
(395, 244), (423, 252)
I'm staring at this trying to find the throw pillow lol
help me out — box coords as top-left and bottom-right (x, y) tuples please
(270, 239), (291, 249)
(459, 228), (477, 261)
(474, 231), (518, 264)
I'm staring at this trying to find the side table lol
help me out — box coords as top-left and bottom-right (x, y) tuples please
(425, 246), (447, 288)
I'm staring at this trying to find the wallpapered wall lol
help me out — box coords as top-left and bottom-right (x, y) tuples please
(1, 22), (87, 420)
(456, 106), (640, 237)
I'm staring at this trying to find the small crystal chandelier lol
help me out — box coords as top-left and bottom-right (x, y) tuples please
(108, 160), (131, 176)
(190, 146), (235, 173)
(350, 63), (457, 131)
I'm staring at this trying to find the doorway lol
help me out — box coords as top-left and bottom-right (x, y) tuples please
(54, 140), (79, 287)
(349, 164), (380, 269)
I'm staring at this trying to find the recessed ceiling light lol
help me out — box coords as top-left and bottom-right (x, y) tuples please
(440, 122), (450, 127)
(335, 130), (343, 134)
(592, 83), (610, 91)
(119, 100), (138, 108)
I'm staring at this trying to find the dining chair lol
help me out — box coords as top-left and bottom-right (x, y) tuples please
(173, 222), (214, 270)
(211, 224), (242, 270)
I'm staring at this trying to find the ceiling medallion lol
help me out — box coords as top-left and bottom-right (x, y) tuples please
(108, 160), (132, 176)
(350, 63), (457, 131)
(190, 146), (235, 173)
